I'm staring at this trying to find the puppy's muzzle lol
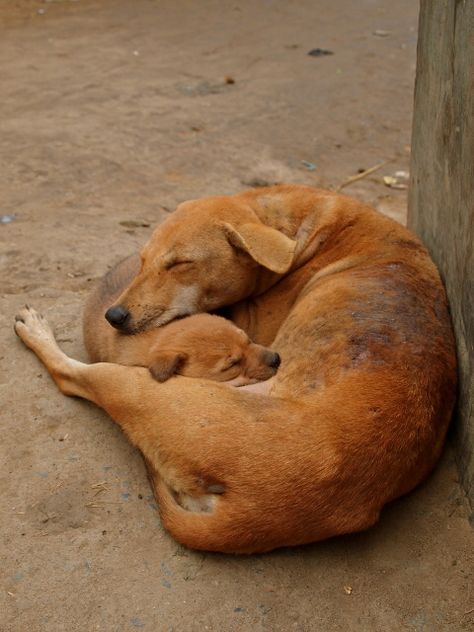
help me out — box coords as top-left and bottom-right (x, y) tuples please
(105, 305), (130, 330)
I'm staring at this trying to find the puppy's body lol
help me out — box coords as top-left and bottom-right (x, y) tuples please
(84, 307), (278, 385)
(16, 185), (456, 553)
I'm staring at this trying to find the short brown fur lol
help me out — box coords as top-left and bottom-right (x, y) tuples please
(15, 185), (457, 553)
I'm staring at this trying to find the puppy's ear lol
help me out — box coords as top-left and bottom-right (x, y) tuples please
(221, 222), (296, 274)
(149, 351), (188, 382)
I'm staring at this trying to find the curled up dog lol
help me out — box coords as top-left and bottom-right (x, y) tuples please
(14, 185), (457, 554)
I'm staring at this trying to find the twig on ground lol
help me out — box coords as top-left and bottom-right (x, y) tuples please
(338, 160), (392, 190)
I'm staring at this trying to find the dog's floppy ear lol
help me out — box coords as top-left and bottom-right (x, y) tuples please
(149, 351), (188, 382)
(221, 222), (296, 274)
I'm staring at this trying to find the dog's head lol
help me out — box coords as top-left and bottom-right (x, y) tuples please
(105, 196), (296, 333)
(146, 314), (281, 384)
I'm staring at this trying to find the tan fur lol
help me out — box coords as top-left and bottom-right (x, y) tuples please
(15, 185), (457, 554)
(85, 310), (278, 385)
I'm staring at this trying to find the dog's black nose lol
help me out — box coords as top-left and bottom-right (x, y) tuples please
(268, 352), (281, 369)
(105, 305), (130, 328)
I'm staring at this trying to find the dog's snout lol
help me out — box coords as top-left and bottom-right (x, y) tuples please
(267, 352), (281, 369)
(105, 305), (130, 328)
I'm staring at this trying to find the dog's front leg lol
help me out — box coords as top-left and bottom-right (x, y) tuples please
(14, 306), (104, 401)
(14, 306), (190, 460)
(14, 306), (148, 415)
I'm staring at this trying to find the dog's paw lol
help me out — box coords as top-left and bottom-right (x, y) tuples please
(14, 305), (55, 349)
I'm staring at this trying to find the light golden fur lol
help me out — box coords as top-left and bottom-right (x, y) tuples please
(15, 185), (457, 553)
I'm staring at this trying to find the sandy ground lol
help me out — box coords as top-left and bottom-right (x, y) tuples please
(1, 1), (473, 630)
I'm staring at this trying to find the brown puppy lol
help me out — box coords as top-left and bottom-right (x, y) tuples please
(88, 312), (279, 384)
(15, 185), (457, 554)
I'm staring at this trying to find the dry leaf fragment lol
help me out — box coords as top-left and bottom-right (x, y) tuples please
(383, 175), (408, 190)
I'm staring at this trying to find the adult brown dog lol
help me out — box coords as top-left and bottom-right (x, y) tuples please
(14, 185), (456, 553)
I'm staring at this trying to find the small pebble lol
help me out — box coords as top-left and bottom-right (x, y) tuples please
(301, 160), (317, 171)
(0, 214), (15, 224)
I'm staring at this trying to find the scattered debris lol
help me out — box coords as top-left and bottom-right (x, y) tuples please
(0, 214), (16, 224)
(308, 48), (334, 57)
(338, 160), (391, 190)
(130, 617), (145, 628)
(241, 177), (273, 188)
(91, 481), (109, 496)
(394, 170), (409, 179)
(85, 500), (120, 508)
(373, 30), (391, 37)
(301, 160), (317, 171)
(343, 585), (353, 595)
(119, 220), (151, 228)
(383, 170), (409, 190)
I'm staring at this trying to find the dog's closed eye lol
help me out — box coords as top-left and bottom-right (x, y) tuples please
(164, 260), (195, 270)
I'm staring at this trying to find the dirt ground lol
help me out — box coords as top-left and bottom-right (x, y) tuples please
(1, 1), (473, 630)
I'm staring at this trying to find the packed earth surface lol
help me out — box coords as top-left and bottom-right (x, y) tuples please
(1, 1), (473, 630)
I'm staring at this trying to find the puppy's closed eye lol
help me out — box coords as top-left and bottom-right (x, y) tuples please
(222, 356), (241, 371)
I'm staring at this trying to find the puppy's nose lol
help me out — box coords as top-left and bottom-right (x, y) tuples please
(268, 352), (281, 369)
(105, 305), (130, 328)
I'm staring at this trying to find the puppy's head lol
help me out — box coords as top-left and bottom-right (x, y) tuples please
(105, 196), (296, 333)
(147, 314), (281, 384)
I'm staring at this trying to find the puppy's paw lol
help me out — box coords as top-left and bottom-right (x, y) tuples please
(14, 305), (55, 350)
